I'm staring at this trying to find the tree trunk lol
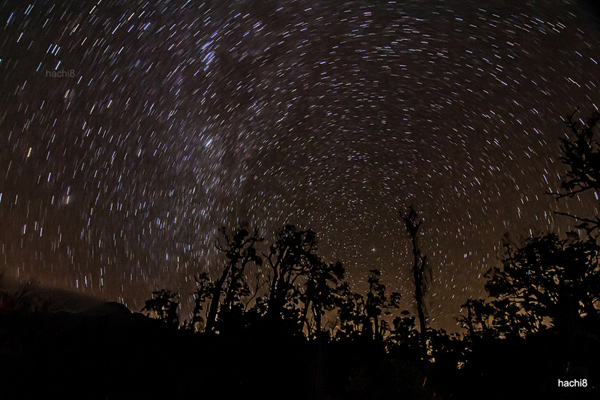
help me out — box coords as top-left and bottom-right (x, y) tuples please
(206, 265), (231, 333)
(465, 301), (477, 345)
(412, 237), (428, 338)
(314, 304), (322, 341)
(302, 299), (312, 337)
(223, 261), (247, 313)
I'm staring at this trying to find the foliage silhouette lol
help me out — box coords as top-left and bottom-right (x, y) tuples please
(302, 260), (344, 340)
(485, 233), (600, 336)
(557, 109), (600, 198)
(206, 223), (262, 333)
(141, 289), (180, 327)
(553, 109), (600, 235)
(264, 225), (322, 336)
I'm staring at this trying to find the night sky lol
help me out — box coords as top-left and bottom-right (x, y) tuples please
(1, 0), (600, 330)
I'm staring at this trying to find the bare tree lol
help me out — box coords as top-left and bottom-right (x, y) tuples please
(401, 206), (431, 350)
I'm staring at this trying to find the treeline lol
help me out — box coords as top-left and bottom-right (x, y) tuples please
(142, 223), (439, 347)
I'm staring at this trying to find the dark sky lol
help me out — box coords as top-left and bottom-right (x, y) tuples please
(1, 0), (599, 330)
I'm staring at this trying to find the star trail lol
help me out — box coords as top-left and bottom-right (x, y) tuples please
(1, 0), (599, 329)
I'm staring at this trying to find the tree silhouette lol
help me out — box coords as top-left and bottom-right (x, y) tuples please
(553, 109), (600, 234)
(557, 109), (600, 197)
(205, 224), (262, 333)
(141, 289), (180, 327)
(301, 260), (344, 340)
(388, 310), (422, 359)
(364, 269), (402, 341)
(485, 233), (600, 336)
(458, 298), (504, 344)
(401, 206), (431, 351)
(191, 272), (214, 332)
(332, 270), (400, 342)
(333, 281), (365, 339)
(264, 225), (321, 334)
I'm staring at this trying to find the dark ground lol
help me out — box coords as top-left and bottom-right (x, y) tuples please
(1, 302), (598, 400)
